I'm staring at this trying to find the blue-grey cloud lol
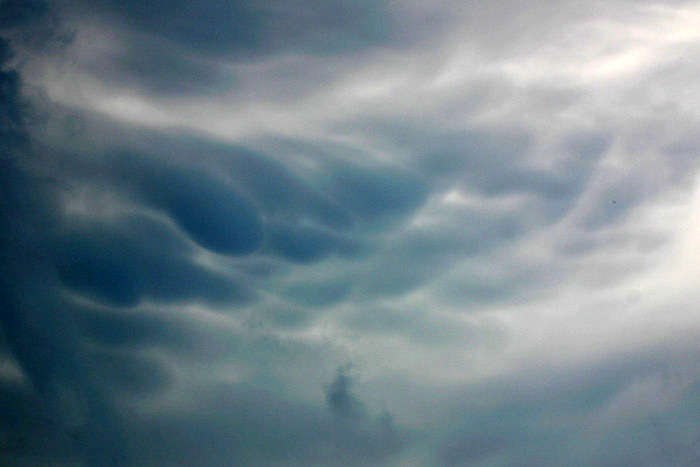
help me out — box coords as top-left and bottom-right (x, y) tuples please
(326, 364), (364, 419)
(56, 0), (392, 96)
(123, 381), (411, 466)
(55, 215), (252, 307)
(4, 0), (700, 465)
(429, 346), (700, 466)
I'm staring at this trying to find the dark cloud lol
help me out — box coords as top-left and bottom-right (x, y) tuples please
(219, 145), (354, 229)
(54, 215), (252, 307)
(124, 381), (411, 466)
(89, 348), (171, 397)
(0, 88), (419, 464)
(282, 280), (352, 308)
(45, 122), (430, 271)
(323, 161), (428, 225)
(0, 0), (47, 29)
(0, 41), (25, 144)
(81, 0), (390, 57)
(0, 377), (87, 465)
(4, 0), (700, 465)
(266, 222), (365, 264)
(326, 364), (364, 419)
(95, 151), (265, 256)
(71, 303), (193, 351)
(57, 0), (391, 95)
(0, 2), (118, 464)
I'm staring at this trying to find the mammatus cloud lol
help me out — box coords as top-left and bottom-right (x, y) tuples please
(3, 0), (700, 465)
(0, 4), (126, 464)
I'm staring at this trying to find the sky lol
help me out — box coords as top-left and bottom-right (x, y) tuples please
(2, 0), (700, 465)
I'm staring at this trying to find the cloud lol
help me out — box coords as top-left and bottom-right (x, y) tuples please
(120, 381), (411, 466)
(55, 214), (253, 306)
(53, 0), (392, 96)
(415, 345), (700, 466)
(326, 364), (364, 419)
(0, 3), (127, 463)
(89, 150), (265, 256)
(4, 0), (700, 465)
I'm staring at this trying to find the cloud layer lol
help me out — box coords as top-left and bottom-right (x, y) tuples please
(3, 0), (700, 464)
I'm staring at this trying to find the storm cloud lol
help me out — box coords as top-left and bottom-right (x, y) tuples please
(3, 0), (700, 465)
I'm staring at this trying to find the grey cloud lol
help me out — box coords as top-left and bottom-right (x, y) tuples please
(80, 0), (390, 57)
(104, 151), (265, 256)
(50, 123), (430, 268)
(123, 381), (411, 466)
(576, 136), (700, 232)
(0, 0), (48, 27)
(249, 301), (314, 329)
(89, 348), (171, 397)
(54, 214), (252, 307)
(93, 39), (231, 96)
(0, 86), (425, 463)
(321, 161), (428, 226)
(57, 0), (392, 96)
(266, 222), (365, 264)
(0, 378), (82, 465)
(353, 211), (522, 299)
(0, 3), (126, 463)
(71, 303), (193, 351)
(326, 364), (364, 419)
(425, 347), (700, 466)
(6, 0), (700, 465)
(362, 122), (604, 210)
(341, 304), (500, 349)
(282, 280), (352, 308)
(220, 146), (354, 229)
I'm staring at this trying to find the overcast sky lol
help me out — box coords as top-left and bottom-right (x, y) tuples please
(3, 0), (700, 465)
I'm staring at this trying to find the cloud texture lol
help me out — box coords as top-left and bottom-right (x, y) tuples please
(3, 0), (700, 464)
